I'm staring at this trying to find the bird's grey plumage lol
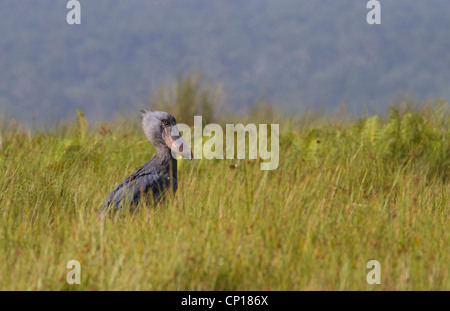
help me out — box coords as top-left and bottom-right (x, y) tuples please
(98, 110), (192, 219)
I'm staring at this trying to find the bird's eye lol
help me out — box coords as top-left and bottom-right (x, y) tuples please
(162, 119), (169, 126)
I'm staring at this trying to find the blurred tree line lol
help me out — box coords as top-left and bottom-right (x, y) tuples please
(0, 0), (449, 123)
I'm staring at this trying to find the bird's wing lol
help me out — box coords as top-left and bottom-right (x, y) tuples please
(99, 161), (167, 216)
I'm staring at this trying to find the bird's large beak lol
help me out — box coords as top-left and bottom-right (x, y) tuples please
(162, 125), (193, 160)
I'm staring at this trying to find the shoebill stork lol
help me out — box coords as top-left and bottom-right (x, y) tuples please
(98, 110), (192, 219)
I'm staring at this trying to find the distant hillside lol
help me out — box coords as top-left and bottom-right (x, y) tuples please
(0, 0), (449, 123)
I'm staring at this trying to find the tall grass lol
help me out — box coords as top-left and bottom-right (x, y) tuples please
(150, 71), (224, 125)
(0, 95), (448, 290)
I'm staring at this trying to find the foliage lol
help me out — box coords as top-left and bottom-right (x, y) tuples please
(0, 103), (448, 290)
(150, 72), (223, 125)
(1, 1), (450, 122)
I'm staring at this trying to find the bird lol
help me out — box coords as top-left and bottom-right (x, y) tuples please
(98, 110), (192, 219)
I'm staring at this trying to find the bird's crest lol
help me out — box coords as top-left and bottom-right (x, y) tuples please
(140, 109), (152, 119)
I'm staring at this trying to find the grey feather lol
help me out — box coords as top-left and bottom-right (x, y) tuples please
(98, 110), (189, 220)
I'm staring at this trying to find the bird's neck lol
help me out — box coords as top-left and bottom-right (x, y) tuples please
(154, 146), (177, 178)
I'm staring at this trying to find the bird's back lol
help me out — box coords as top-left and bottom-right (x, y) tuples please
(99, 158), (177, 217)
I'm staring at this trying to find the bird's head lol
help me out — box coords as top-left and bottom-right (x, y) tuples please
(141, 109), (193, 160)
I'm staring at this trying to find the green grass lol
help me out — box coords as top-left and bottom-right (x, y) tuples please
(0, 102), (448, 290)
